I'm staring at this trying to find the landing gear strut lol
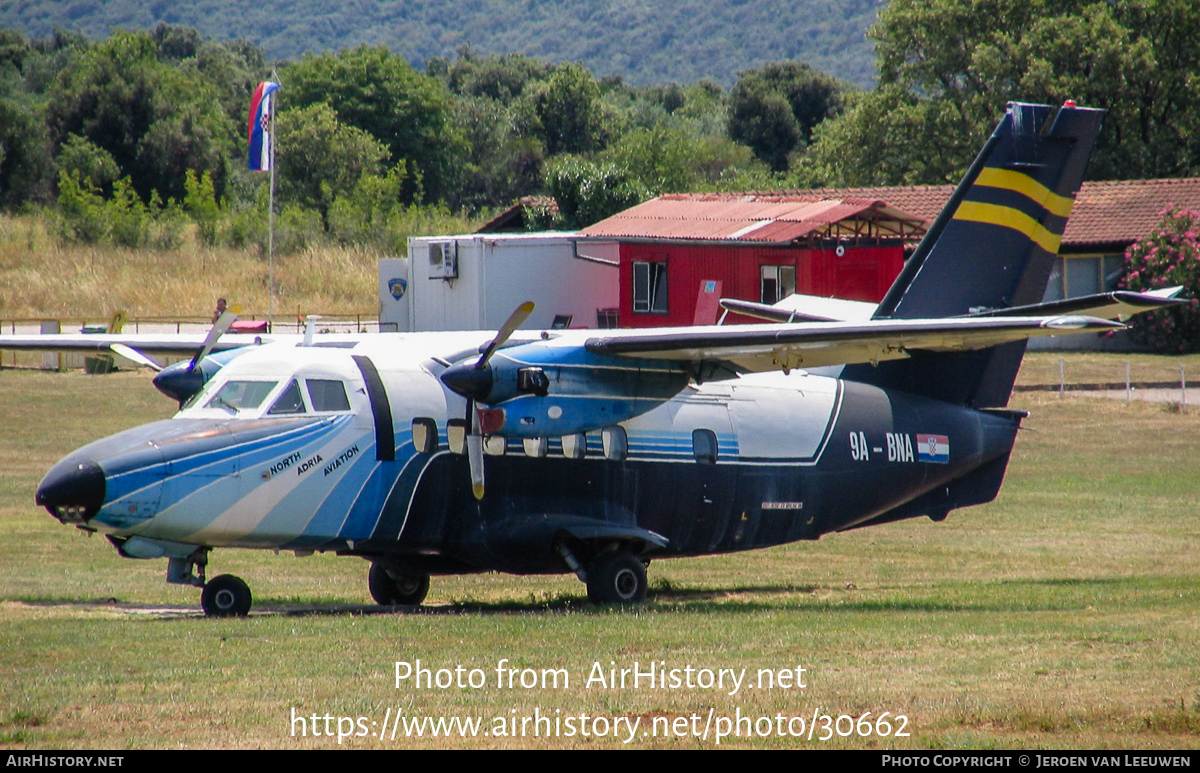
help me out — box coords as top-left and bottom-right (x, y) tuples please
(201, 574), (252, 617)
(369, 563), (430, 606)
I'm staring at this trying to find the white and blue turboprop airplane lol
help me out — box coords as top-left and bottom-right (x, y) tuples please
(7, 102), (1186, 616)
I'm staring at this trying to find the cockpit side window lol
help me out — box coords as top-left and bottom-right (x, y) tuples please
(206, 380), (277, 413)
(306, 379), (351, 412)
(267, 380), (307, 415)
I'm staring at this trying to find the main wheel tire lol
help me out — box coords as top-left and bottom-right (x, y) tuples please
(586, 551), (647, 605)
(201, 574), (252, 617)
(369, 563), (430, 606)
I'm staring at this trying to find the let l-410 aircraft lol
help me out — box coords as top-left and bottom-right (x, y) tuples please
(8, 102), (1184, 616)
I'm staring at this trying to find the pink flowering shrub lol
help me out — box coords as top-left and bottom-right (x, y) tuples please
(1118, 205), (1200, 353)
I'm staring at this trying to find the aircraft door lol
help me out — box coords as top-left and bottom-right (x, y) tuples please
(664, 394), (738, 552)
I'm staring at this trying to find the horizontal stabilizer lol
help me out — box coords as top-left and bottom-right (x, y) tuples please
(720, 294), (877, 323)
(967, 286), (1186, 321)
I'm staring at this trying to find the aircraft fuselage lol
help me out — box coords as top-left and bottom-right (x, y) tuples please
(37, 334), (1021, 581)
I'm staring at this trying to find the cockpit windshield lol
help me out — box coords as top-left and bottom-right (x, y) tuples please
(181, 372), (354, 419)
(204, 380), (278, 414)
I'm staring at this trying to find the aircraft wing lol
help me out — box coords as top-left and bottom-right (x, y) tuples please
(584, 315), (1123, 373)
(0, 333), (281, 358)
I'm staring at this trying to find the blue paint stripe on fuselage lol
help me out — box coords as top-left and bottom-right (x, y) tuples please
(104, 418), (338, 505)
(114, 417), (353, 527)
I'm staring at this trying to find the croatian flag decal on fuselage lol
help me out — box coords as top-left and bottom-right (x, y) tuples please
(916, 434), (950, 464)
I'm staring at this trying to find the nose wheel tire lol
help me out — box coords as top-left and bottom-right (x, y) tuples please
(369, 563), (430, 606)
(201, 574), (252, 617)
(586, 551), (647, 605)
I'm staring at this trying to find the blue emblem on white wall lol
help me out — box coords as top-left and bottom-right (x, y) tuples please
(388, 278), (407, 300)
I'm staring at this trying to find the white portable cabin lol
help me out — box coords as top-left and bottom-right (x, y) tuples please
(381, 233), (620, 332)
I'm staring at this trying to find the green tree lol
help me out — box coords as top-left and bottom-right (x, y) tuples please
(273, 102), (389, 227)
(802, 85), (971, 186)
(809, 0), (1200, 186)
(728, 61), (848, 172)
(284, 46), (466, 204)
(431, 48), (555, 104)
(0, 94), (53, 207)
(525, 63), (617, 157)
(46, 29), (235, 203)
(600, 122), (767, 193)
(183, 169), (223, 247)
(0, 30), (55, 207)
(57, 133), (119, 192)
(542, 156), (649, 229)
(451, 95), (545, 209)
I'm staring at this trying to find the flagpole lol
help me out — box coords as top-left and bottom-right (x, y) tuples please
(267, 70), (279, 332)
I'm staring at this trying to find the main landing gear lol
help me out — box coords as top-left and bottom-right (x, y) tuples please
(201, 574), (252, 617)
(368, 562), (431, 606)
(585, 550), (648, 605)
(557, 543), (649, 606)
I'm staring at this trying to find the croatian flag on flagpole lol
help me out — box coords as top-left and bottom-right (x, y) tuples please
(248, 81), (280, 172)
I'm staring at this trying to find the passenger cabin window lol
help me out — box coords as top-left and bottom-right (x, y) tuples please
(632, 260), (668, 314)
(412, 418), (438, 454)
(693, 429), (718, 464)
(267, 380), (306, 415)
(306, 379), (350, 412)
(602, 426), (627, 461)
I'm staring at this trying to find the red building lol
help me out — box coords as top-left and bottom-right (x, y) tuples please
(579, 193), (927, 327)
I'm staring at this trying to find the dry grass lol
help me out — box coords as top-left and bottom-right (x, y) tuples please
(1018, 351), (1200, 387)
(0, 214), (386, 319)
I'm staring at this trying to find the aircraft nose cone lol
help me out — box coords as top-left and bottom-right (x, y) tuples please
(440, 362), (494, 402)
(36, 458), (106, 524)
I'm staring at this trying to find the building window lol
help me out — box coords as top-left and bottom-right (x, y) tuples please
(760, 265), (796, 304)
(633, 261), (669, 314)
(1048, 255), (1124, 301)
(596, 308), (619, 328)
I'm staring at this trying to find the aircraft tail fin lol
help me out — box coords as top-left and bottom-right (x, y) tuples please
(844, 101), (1105, 407)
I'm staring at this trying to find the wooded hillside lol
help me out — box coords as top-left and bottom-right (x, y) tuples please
(0, 0), (879, 88)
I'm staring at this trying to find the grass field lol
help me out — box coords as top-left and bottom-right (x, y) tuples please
(1, 365), (1198, 749)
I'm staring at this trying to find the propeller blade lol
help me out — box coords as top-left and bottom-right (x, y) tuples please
(467, 404), (485, 500)
(475, 301), (534, 369)
(441, 301), (534, 404)
(109, 343), (163, 372)
(190, 308), (239, 371)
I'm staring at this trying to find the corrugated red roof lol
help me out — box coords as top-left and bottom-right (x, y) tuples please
(580, 193), (927, 243)
(581, 179), (1200, 248)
